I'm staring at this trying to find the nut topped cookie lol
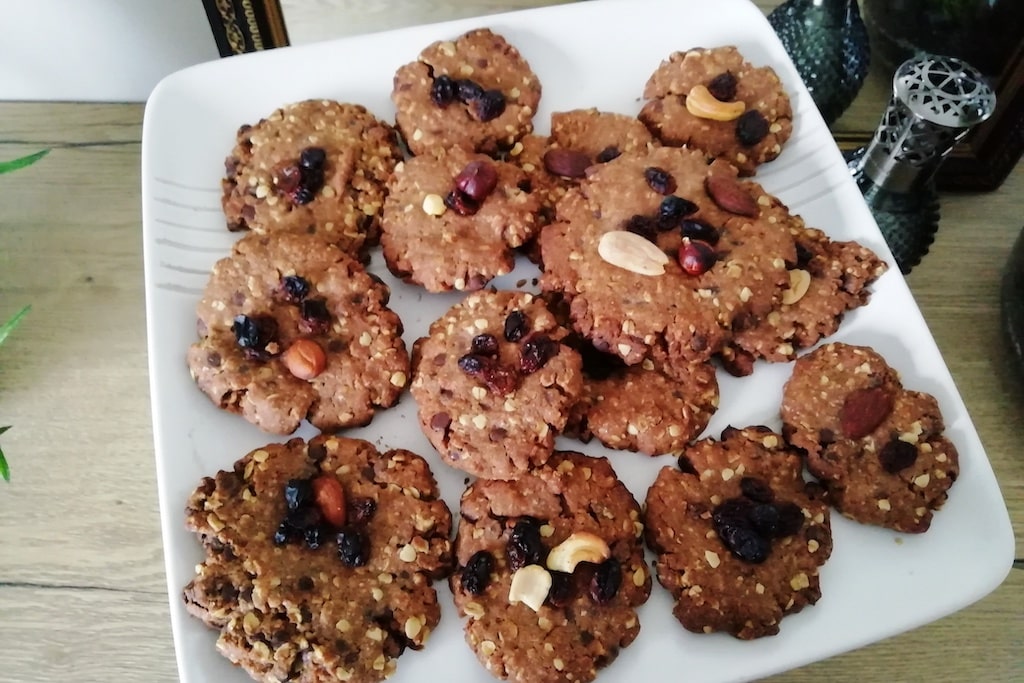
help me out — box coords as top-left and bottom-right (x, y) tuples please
(645, 425), (833, 639)
(187, 232), (409, 435)
(781, 342), (960, 533)
(639, 46), (793, 175)
(392, 28), (541, 156)
(538, 145), (795, 372)
(451, 451), (651, 683)
(221, 99), (402, 253)
(183, 435), (453, 683)
(410, 290), (583, 480)
(380, 147), (540, 292)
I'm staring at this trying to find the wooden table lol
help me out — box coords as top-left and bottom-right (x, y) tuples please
(0, 2), (1020, 681)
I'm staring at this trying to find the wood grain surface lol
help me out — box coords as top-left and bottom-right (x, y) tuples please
(0, 1), (1020, 682)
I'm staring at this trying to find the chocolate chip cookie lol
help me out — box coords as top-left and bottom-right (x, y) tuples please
(645, 425), (833, 639)
(183, 435), (453, 683)
(781, 342), (960, 533)
(410, 290), (583, 480)
(451, 450), (651, 682)
(221, 99), (402, 253)
(392, 28), (541, 156)
(639, 46), (793, 175)
(187, 232), (409, 435)
(380, 147), (540, 292)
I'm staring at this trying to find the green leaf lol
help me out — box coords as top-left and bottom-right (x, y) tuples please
(0, 305), (30, 347)
(0, 427), (10, 483)
(0, 149), (49, 175)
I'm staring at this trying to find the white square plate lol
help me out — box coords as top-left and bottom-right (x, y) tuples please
(141, 1), (1014, 681)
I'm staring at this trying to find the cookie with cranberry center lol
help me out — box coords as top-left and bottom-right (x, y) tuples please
(392, 28), (541, 156)
(639, 46), (793, 175)
(221, 99), (401, 253)
(380, 148), (540, 292)
(184, 435), (453, 683)
(645, 425), (833, 639)
(188, 232), (409, 435)
(781, 342), (959, 533)
(409, 290), (583, 480)
(451, 451), (651, 683)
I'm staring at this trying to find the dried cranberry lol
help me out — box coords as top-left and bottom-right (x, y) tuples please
(739, 476), (774, 503)
(520, 334), (558, 374)
(456, 79), (484, 103)
(454, 160), (498, 202)
(299, 298), (331, 335)
(773, 502), (805, 537)
(299, 147), (326, 171)
(589, 557), (621, 604)
(284, 478), (314, 511)
(680, 219), (720, 245)
(474, 90), (506, 122)
(707, 71), (738, 102)
(546, 571), (574, 607)
(431, 74), (457, 106)
(878, 438), (919, 474)
(623, 214), (657, 241)
(503, 310), (528, 342)
(644, 166), (676, 195)
(471, 333), (499, 356)
(347, 497), (377, 526)
(596, 146), (621, 163)
(678, 239), (717, 275)
(275, 164), (302, 194)
(461, 550), (495, 595)
(337, 528), (370, 567)
(480, 363), (518, 396)
(736, 110), (770, 146)
(658, 195), (698, 229)
(279, 275), (310, 303)
(232, 314), (278, 359)
(444, 189), (480, 216)
(506, 518), (544, 571)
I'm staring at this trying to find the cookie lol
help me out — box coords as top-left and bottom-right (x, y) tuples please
(719, 222), (888, 376)
(567, 343), (719, 456)
(639, 46), (793, 175)
(644, 425), (833, 639)
(538, 145), (795, 373)
(410, 290), (583, 480)
(780, 342), (959, 533)
(221, 99), (402, 253)
(380, 147), (540, 292)
(451, 451), (651, 682)
(183, 435), (453, 683)
(187, 232), (409, 435)
(392, 28), (541, 156)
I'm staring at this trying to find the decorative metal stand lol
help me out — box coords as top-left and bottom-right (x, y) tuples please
(847, 54), (996, 273)
(768, 0), (870, 126)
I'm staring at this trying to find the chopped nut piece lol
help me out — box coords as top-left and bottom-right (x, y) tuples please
(685, 84), (746, 121)
(508, 564), (552, 612)
(545, 532), (611, 573)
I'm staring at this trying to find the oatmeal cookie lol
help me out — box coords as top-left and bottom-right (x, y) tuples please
(451, 451), (651, 682)
(645, 425), (833, 639)
(183, 435), (453, 683)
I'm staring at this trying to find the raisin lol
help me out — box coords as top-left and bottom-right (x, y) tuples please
(299, 147), (326, 170)
(461, 550), (495, 595)
(736, 110), (770, 146)
(347, 497), (377, 526)
(291, 184), (316, 205)
(456, 79), (484, 103)
(299, 298), (331, 335)
(273, 522), (294, 546)
(471, 333), (499, 356)
(458, 354), (485, 375)
(284, 478), (314, 511)
(658, 195), (698, 229)
(680, 219), (720, 245)
(303, 524), (328, 550)
(643, 166), (676, 195)
(430, 74), (457, 106)
(677, 239), (717, 275)
(546, 571), (574, 607)
(595, 146), (621, 163)
(520, 334), (558, 374)
(474, 90), (506, 122)
(717, 522), (770, 563)
(589, 557), (621, 604)
(773, 502), (805, 537)
(336, 528), (370, 567)
(739, 476), (774, 503)
(749, 503), (781, 537)
(443, 189), (479, 216)
(503, 310), (528, 342)
(623, 214), (657, 241)
(232, 314), (278, 359)
(878, 438), (919, 474)
(279, 275), (310, 303)
(454, 160), (499, 202)
(707, 71), (738, 102)
(285, 506), (322, 531)
(506, 518), (544, 571)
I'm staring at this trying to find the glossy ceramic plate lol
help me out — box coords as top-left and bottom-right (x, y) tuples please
(141, 0), (1014, 681)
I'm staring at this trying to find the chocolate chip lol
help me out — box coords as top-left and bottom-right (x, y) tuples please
(429, 412), (452, 431)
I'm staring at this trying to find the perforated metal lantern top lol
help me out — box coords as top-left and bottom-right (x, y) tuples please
(857, 55), (996, 192)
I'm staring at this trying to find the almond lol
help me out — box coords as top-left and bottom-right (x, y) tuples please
(705, 174), (760, 217)
(840, 386), (894, 439)
(597, 230), (670, 276)
(543, 148), (591, 178)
